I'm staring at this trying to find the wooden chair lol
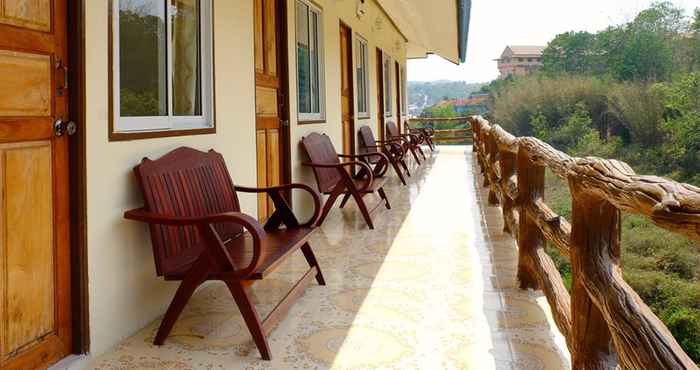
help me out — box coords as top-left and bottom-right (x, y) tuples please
(357, 125), (410, 185)
(405, 121), (436, 151)
(123, 147), (325, 361)
(301, 132), (391, 229)
(386, 121), (426, 164)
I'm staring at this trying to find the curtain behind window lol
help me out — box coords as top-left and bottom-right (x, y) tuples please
(172, 0), (201, 116)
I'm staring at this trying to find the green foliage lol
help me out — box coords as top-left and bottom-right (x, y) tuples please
(541, 1), (693, 81)
(408, 80), (485, 108)
(485, 4), (700, 360)
(421, 103), (458, 118)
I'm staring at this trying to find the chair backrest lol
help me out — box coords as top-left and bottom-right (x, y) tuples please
(386, 121), (400, 138)
(134, 147), (243, 276)
(301, 132), (342, 193)
(357, 125), (378, 155)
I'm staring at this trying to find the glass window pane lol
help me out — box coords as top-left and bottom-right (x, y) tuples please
(171, 0), (202, 116)
(296, 2), (311, 113)
(119, 0), (167, 117)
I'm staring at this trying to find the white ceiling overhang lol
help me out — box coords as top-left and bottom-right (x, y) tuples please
(376, 0), (469, 64)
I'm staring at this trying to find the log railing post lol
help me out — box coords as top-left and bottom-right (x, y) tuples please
(569, 184), (618, 370)
(499, 150), (516, 236)
(515, 146), (543, 290)
(485, 132), (499, 205)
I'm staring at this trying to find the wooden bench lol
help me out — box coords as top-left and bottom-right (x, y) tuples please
(124, 147), (325, 360)
(358, 125), (410, 185)
(387, 121), (426, 164)
(405, 121), (436, 151)
(301, 132), (391, 229)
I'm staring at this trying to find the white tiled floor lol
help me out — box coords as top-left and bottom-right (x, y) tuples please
(87, 146), (570, 369)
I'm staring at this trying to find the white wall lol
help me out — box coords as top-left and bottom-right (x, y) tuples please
(85, 1), (257, 355)
(84, 0), (406, 356)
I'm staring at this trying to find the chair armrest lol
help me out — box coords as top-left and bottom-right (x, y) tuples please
(124, 209), (267, 278)
(234, 183), (321, 227)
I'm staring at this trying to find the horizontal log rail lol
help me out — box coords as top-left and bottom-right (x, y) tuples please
(407, 117), (472, 144)
(470, 115), (700, 370)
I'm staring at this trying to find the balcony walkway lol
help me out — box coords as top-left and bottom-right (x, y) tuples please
(88, 146), (570, 370)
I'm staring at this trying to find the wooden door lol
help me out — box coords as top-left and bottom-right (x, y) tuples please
(255, 0), (287, 222)
(395, 61), (401, 132)
(0, 0), (72, 369)
(339, 23), (354, 161)
(376, 48), (385, 141)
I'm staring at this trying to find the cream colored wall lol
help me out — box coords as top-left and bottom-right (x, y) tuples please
(286, 0), (408, 217)
(84, 1), (258, 355)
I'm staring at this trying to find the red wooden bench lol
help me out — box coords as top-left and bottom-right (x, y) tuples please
(387, 121), (426, 164)
(357, 125), (410, 185)
(123, 147), (325, 360)
(301, 132), (391, 229)
(405, 122), (436, 151)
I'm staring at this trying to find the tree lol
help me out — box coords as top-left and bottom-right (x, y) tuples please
(541, 31), (598, 75)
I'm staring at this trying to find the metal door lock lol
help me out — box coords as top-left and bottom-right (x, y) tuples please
(54, 119), (77, 137)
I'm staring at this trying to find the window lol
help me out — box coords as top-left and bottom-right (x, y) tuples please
(355, 35), (369, 119)
(383, 53), (392, 117)
(112, 0), (214, 135)
(296, 0), (325, 122)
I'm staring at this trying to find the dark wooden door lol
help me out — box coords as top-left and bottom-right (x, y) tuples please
(376, 48), (385, 141)
(0, 0), (72, 368)
(255, 0), (288, 222)
(339, 23), (354, 161)
(395, 61), (401, 132)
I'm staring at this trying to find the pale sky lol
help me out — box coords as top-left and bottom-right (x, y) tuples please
(408, 0), (698, 83)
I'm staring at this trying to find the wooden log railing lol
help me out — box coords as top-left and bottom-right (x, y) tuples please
(470, 115), (700, 370)
(407, 117), (472, 144)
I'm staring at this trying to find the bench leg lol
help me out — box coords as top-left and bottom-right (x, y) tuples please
(351, 191), (374, 229)
(400, 159), (411, 177)
(154, 258), (209, 345)
(316, 191), (341, 226)
(417, 145), (426, 160)
(378, 187), (391, 210)
(225, 280), (272, 361)
(389, 158), (407, 185)
(339, 193), (352, 208)
(301, 242), (326, 285)
(409, 146), (422, 165)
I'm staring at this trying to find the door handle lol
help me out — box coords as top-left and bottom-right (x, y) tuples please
(280, 119), (290, 127)
(54, 119), (77, 137)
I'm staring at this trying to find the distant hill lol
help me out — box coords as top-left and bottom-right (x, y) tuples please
(408, 80), (486, 112)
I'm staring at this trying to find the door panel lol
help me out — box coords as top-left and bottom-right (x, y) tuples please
(0, 0), (72, 369)
(0, 50), (51, 116)
(254, 0), (286, 222)
(376, 48), (385, 141)
(339, 23), (354, 163)
(0, 0), (51, 31)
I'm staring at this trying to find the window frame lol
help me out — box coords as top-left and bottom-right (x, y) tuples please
(295, 0), (326, 123)
(383, 52), (392, 117)
(109, 0), (215, 140)
(354, 34), (370, 119)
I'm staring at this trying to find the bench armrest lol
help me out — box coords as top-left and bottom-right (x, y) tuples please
(124, 209), (267, 278)
(302, 161), (374, 192)
(234, 183), (321, 228)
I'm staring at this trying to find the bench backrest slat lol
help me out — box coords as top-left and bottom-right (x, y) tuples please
(134, 147), (242, 276)
(301, 133), (342, 193)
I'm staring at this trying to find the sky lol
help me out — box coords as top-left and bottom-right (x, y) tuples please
(407, 0), (698, 83)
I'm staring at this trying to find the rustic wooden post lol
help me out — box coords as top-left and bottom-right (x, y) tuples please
(499, 150), (517, 235)
(485, 132), (499, 205)
(569, 183), (619, 370)
(515, 147), (543, 290)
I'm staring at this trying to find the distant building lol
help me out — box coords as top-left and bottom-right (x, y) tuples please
(495, 45), (546, 79)
(432, 94), (489, 116)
